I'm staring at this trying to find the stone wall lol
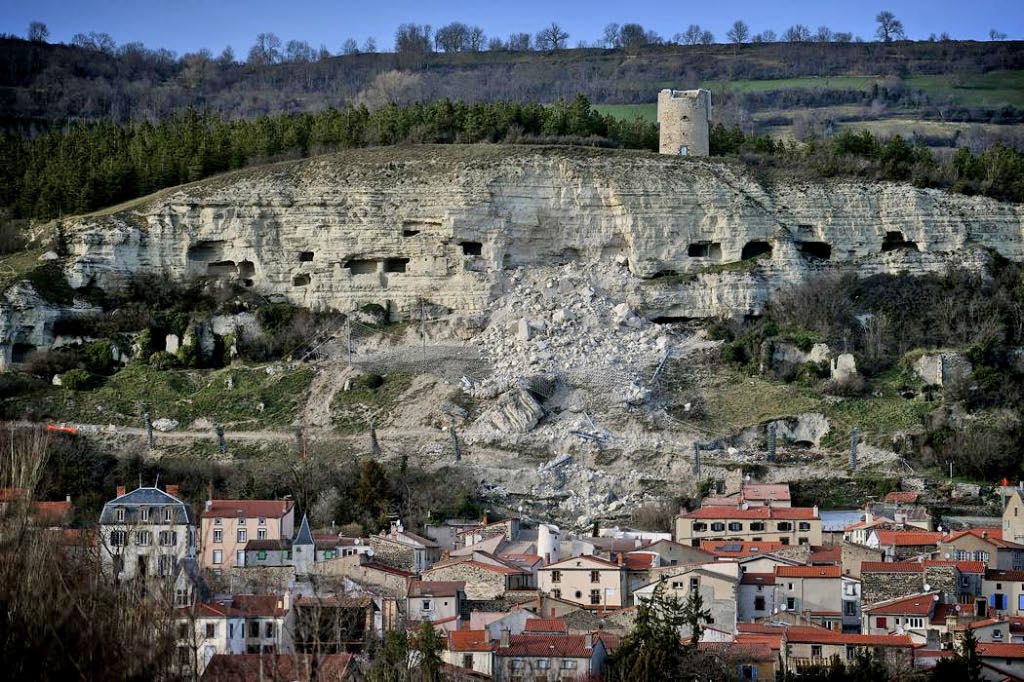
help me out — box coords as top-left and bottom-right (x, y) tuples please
(368, 537), (416, 573)
(424, 563), (507, 600)
(924, 566), (959, 603)
(861, 571), (921, 607)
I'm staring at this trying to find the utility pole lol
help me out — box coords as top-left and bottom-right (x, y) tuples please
(693, 442), (701, 477)
(850, 426), (860, 472)
(144, 412), (154, 449)
(767, 422), (777, 463)
(216, 424), (226, 455)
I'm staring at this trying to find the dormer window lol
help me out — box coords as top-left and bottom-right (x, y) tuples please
(164, 507), (172, 522)
(141, 507), (150, 522)
(116, 507), (125, 522)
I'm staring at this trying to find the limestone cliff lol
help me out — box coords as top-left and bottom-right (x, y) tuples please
(6, 145), (1024, 359)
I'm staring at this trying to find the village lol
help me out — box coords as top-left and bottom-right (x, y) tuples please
(7, 468), (1024, 681)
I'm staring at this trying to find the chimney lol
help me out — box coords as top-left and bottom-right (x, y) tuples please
(584, 632), (593, 649)
(983, 530), (989, 539)
(813, 505), (819, 517)
(116, 485), (125, 498)
(166, 484), (179, 497)
(65, 494), (71, 504)
(500, 628), (510, 648)
(205, 500), (213, 512)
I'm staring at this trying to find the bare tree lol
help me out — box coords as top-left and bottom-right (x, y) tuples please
(726, 20), (750, 44)
(394, 23), (433, 55)
(990, 29), (1008, 41)
(755, 29), (778, 43)
(435, 22), (470, 52)
(362, 37), (377, 53)
(247, 32), (282, 66)
(603, 22), (621, 48)
(535, 22), (569, 50)
(815, 25), (834, 42)
(487, 36), (505, 51)
(284, 39), (315, 63)
(619, 23), (649, 51)
(27, 21), (49, 42)
(699, 30), (715, 45)
(680, 24), (703, 45)
(783, 24), (811, 42)
(875, 11), (905, 42)
(507, 32), (532, 51)
(341, 38), (359, 55)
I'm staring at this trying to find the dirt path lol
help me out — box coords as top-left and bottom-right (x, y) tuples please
(301, 362), (356, 429)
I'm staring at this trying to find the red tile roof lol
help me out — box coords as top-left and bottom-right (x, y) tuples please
(231, 595), (288, 617)
(884, 491), (922, 504)
(524, 618), (569, 634)
(449, 630), (495, 652)
(785, 626), (918, 647)
(177, 602), (239, 618)
(33, 500), (71, 522)
(873, 530), (944, 546)
(408, 580), (465, 598)
(738, 623), (787, 634)
(976, 642), (1024, 659)
(865, 592), (939, 616)
(201, 653), (353, 681)
(950, 617), (1003, 631)
(776, 565), (842, 579)
(861, 561), (926, 574)
(496, 634), (596, 658)
(682, 506), (818, 520)
(809, 546), (842, 564)
(986, 569), (1024, 581)
(700, 540), (784, 557)
(941, 528), (1024, 549)
(623, 552), (657, 570)
(742, 484), (792, 502)
(740, 572), (776, 586)
(922, 560), (987, 574)
(202, 499), (294, 519)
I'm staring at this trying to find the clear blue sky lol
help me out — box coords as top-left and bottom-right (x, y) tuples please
(1, 0), (1020, 56)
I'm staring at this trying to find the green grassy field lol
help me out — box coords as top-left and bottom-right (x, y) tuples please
(593, 103), (657, 122)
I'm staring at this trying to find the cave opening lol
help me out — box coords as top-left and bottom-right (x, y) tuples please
(797, 242), (832, 260)
(298, 251), (314, 262)
(344, 260), (378, 275)
(206, 260), (238, 276)
(292, 274), (310, 287)
(741, 241), (773, 260)
(383, 258), (410, 273)
(881, 231), (919, 253)
(460, 241), (483, 256)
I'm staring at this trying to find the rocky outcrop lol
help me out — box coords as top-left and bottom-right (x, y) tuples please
(4, 145), (1024, 363)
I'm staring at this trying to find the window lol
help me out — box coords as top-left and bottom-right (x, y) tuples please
(213, 550), (223, 565)
(205, 623), (216, 638)
(690, 577), (699, 591)
(754, 596), (766, 611)
(237, 529), (247, 543)
(257, 550), (267, 560)
(264, 622), (273, 638)
(258, 517), (266, 524)
(993, 594), (1008, 610)
(740, 663), (757, 680)
(993, 629), (1003, 640)
(844, 601), (857, 616)
(590, 570), (601, 583)
(711, 522), (725, 532)
(511, 660), (524, 670)
(590, 589), (601, 605)
(110, 530), (127, 546)
(213, 529), (222, 543)
(258, 528), (267, 540)
(551, 570), (561, 583)
(141, 507), (150, 522)
(780, 537), (790, 545)
(551, 589), (560, 598)
(175, 588), (190, 607)
(136, 530), (152, 546)
(811, 645), (823, 659)
(876, 617), (887, 629)
(750, 522), (765, 532)
(214, 517), (222, 525)
(116, 507), (125, 522)
(462, 654), (473, 669)
(798, 537), (809, 545)
(907, 617), (924, 628)
(158, 555), (173, 577)
(422, 600), (433, 611)
(975, 551), (990, 563)
(561, 660), (576, 669)
(159, 530), (177, 546)
(323, 550), (334, 559)
(799, 522), (811, 531)
(164, 507), (172, 522)
(786, 597), (796, 610)
(728, 522), (743, 532)
(777, 522), (792, 531)
(692, 522), (707, 532)
(238, 517), (246, 525)
(236, 550), (244, 566)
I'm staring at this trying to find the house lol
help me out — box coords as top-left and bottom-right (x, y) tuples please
(866, 529), (943, 561)
(975, 642), (1024, 680)
(839, 541), (884, 578)
(782, 626), (918, 672)
(1003, 489), (1024, 545)
(291, 595), (374, 654)
(444, 629), (496, 677)
(739, 484), (793, 508)
(407, 580), (465, 623)
(200, 653), (354, 681)
(99, 484), (196, 581)
(862, 592), (940, 643)
(675, 505), (822, 547)
(231, 593), (292, 654)
(537, 555), (628, 609)
(0, 488), (74, 527)
(774, 565), (861, 632)
(738, 572), (778, 623)
(199, 498), (294, 571)
(493, 631), (607, 682)
(938, 528), (1024, 570)
(633, 563), (740, 637)
(983, 569), (1024, 616)
(369, 519), (440, 573)
(174, 602), (245, 677)
(423, 552), (532, 599)
(700, 540), (784, 560)
(643, 538), (714, 566)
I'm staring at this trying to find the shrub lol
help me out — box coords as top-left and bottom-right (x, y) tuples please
(353, 373), (385, 390)
(82, 340), (118, 375)
(148, 351), (179, 370)
(59, 369), (99, 390)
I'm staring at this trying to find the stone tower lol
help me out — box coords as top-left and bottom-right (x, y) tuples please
(657, 88), (712, 157)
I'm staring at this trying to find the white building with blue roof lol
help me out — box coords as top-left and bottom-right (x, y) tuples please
(99, 484), (196, 581)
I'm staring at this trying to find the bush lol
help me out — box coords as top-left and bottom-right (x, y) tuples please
(352, 373), (385, 390)
(81, 340), (118, 375)
(148, 351), (179, 370)
(59, 369), (100, 390)
(823, 374), (868, 397)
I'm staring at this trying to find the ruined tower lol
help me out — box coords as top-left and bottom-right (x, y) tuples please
(657, 88), (712, 157)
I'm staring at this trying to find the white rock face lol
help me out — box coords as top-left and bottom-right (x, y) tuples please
(912, 352), (972, 386)
(831, 353), (858, 381)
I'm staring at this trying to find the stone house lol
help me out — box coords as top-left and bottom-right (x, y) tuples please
(444, 629), (495, 677)
(1004, 490), (1024, 545)
(774, 565), (862, 632)
(407, 580), (465, 623)
(493, 631), (607, 682)
(199, 499), (294, 572)
(633, 562), (739, 637)
(840, 541), (884, 578)
(174, 602), (246, 677)
(782, 626), (918, 673)
(369, 520), (440, 573)
(738, 572), (778, 623)
(99, 484), (196, 582)
(862, 591), (940, 643)
(423, 554), (531, 600)
(938, 528), (1024, 570)
(867, 529), (943, 561)
(675, 505), (822, 547)
(537, 555), (628, 609)
(643, 538), (713, 566)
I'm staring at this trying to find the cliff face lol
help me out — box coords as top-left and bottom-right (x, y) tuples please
(5, 145), (1023, 360)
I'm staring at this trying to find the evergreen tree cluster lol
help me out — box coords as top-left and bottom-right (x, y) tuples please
(0, 96), (657, 221)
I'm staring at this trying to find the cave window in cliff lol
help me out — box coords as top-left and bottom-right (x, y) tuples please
(187, 241), (226, 263)
(881, 231), (919, 253)
(345, 260), (378, 275)
(688, 242), (722, 260)
(383, 258), (409, 273)
(298, 251), (314, 262)
(741, 241), (773, 260)
(238, 260), (255, 277)
(797, 242), (832, 261)
(402, 229), (420, 237)
(207, 261), (238, 277)
(292, 274), (310, 287)
(460, 241), (483, 256)
(11, 343), (35, 364)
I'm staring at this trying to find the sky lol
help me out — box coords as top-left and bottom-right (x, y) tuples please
(0, 0), (1020, 57)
